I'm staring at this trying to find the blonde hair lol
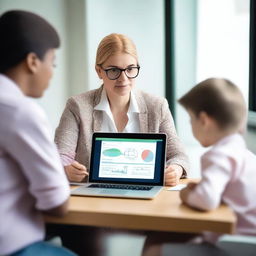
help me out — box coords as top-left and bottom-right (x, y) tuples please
(178, 78), (247, 131)
(95, 33), (138, 66)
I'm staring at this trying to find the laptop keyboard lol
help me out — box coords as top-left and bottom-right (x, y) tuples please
(88, 184), (153, 191)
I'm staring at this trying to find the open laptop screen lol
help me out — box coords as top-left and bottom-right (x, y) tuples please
(89, 133), (166, 185)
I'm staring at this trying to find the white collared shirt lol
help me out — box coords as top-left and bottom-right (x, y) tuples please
(94, 88), (140, 132)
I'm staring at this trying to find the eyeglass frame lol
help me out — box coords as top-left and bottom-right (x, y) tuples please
(98, 65), (140, 80)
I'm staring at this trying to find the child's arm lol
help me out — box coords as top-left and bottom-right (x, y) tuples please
(179, 153), (232, 211)
(180, 182), (197, 203)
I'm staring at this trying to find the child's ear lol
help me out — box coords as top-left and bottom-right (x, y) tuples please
(198, 111), (210, 127)
(95, 65), (103, 79)
(26, 53), (40, 74)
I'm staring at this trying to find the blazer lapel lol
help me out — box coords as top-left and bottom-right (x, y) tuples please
(139, 112), (148, 133)
(92, 86), (104, 132)
(134, 90), (148, 133)
(93, 111), (103, 132)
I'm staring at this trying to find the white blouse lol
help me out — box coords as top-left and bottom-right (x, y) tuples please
(94, 88), (140, 133)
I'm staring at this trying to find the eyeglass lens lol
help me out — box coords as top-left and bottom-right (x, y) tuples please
(105, 67), (139, 80)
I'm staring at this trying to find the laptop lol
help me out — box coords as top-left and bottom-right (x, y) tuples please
(71, 132), (166, 199)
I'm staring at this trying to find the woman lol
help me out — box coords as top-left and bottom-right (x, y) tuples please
(55, 33), (188, 186)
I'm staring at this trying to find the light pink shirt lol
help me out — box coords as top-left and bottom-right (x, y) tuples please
(185, 133), (256, 239)
(0, 75), (70, 255)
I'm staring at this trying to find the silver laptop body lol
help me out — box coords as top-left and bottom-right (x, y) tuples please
(71, 132), (166, 200)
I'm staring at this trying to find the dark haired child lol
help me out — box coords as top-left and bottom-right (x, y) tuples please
(0, 10), (76, 256)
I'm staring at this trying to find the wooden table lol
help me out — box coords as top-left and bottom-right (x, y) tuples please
(45, 180), (236, 234)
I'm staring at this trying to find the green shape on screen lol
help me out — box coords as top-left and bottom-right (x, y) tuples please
(103, 148), (122, 157)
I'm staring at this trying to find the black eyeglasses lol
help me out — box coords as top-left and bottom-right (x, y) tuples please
(100, 66), (140, 80)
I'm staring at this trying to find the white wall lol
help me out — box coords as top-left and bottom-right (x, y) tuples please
(197, 0), (250, 103)
(66, 0), (88, 96)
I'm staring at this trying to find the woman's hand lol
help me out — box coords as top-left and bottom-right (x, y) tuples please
(64, 161), (89, 182)
(164, 164), (183, 186)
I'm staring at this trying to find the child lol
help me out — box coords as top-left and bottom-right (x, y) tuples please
(0, 10), (76, 256)
(143, 78), (256, 256)
(179, 78), (256, 240)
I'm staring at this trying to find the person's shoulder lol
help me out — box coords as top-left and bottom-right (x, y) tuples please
(1, 93), (44, 118)
(203, 134), (248, 165)
(71, 87), (101, 100)
(67, 87), (102, 107)
(246, 148), (256, 162)
(134, 89), (167, 106)
(0, 95), (46, 134)
(213, 134), (245, 154)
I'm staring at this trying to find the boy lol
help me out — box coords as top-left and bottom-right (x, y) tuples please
(143, 78), (256, 256)
(179, 78), (256, 238)
(0, 10), (76, 256)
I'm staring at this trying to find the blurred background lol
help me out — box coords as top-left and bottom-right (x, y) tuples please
(0, 0), (254, 179)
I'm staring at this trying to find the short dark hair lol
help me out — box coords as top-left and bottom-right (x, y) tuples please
(178, 78), (247, 130)
(0, 10), (60, 73)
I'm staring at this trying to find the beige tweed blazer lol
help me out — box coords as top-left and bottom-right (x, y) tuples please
(55, 87), (189, 180)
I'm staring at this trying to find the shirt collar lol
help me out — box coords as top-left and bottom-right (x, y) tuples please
(94, 87), (140, 114)
(211, 133), (246, 151)
(128, 90), (140, 114)
(94, 87), (112, 116)
(0, 74), (24, 97)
